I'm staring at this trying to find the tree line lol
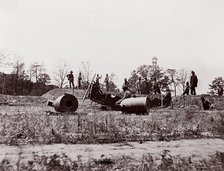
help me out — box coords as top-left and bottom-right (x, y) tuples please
(0, 50), (222, 96)
(0, 51), (101, 95)
(127, 63), (223, 96)
(0, 57), (56, 96)
(127, 64), (189, 96)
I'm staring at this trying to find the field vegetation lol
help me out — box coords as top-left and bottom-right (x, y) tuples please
(1, 149), (224, 171)
(0, 92), (224, 170)
(0, 99), (223, 145)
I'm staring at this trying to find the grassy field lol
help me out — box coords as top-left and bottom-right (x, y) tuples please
(0, 92), (224, 170)
(0, 99), (223, 145)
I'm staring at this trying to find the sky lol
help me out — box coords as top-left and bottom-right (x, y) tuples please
(1, 0), (224, 94)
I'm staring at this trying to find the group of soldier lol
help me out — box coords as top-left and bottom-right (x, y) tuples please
(117, 77), (172, 106)
(183, 71), (198, 96)
(67, 70), (224, 110)
(67, 71), (82, 89)
(183, 70), (223, 97)
(131, 70), (199, 96)
(122, 77), (161, 95)
(67, 70), (223, 99)
(120, 70), (213, 110)
(66, 70), (199, 96)
(95, 74), (110, 91)
(184, 71), (224, 111)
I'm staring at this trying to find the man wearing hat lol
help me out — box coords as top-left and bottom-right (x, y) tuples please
(190, 71), (198, 95)
(67, 71), (74, 89)
(201, 97), (212, 110)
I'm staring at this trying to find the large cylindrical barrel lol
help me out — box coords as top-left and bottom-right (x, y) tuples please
(120, 96), (150, 114)
(47, 93), (78, 112)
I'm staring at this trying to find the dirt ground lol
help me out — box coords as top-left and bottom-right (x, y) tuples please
(1, 139), (224, 163)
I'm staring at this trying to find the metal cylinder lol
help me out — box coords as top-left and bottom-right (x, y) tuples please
(47, 93), (78, 112)
(120, 96), (150, 114)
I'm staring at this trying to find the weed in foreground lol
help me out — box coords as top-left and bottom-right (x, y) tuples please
(1, 150), (224, 171)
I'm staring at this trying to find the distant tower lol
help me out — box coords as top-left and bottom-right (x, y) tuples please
(152, 56), (158, 71)
(147, 56), (158, 79)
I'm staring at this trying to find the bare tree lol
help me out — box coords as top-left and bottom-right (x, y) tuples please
(108, 73), (118, 91)
(38, 73), (51, 85)
(166, 68), (189, 95)
(30, 62), (46, 93)
(0, 51), (6, 67)
(31, 62), (41, 83)
(0, 49), (13, 68)
(12, 57), (25, 94)
(0, 50), (11, 94)
(81, 60), (92, 83)
(27, 66), (33, 94)
(166, 69), (178, 96)
(176, 68), (189, 94)
(0, 51), (25, 94)
(53, 63), (70, 88)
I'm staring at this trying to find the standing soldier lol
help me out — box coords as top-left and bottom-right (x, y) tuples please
(96, 74), (102, 86)
(136, 77), (142, 94)
(142, 77), (149, 94)
(67, 71), (74, 89)
(123, 78), (129, 88)
(201, 97), (212, 110)
(190, 71), (198, 95)
(153, 78), (161, 94)
(217, 84), (223, 96)
(78, 72), (82, 89)
(183, 82), (190, 96)
(104, 74), (109, 91)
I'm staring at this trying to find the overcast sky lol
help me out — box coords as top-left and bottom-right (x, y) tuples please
(1, 0), (224, 94)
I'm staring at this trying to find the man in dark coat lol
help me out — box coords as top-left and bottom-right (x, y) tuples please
(96, 74), (102, 85)
(201, 97), (211, 110)
(190, 71), (198, 95)
(104, 74), (109, 91)
(183, 82), (190, 96)
(217, 84), (223, 96)
(141, 77), (149, 94)
(67, 71), (74, 89)
(153, 78), (161, 94)
(136, 77), (142, 94)
(78, 72), (82, 89)
(123, 78), (129, 88)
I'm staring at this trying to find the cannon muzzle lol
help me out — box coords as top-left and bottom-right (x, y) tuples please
(47, 93), (78, 112)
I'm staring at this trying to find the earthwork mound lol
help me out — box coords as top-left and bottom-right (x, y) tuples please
(41, 88), (85, 100)
(173, 94), (224, 110)
(0, 94), (46, 105)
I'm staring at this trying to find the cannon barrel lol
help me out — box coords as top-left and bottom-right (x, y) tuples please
(120, 96), (150, 114)
(47, 93), (78, 112)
